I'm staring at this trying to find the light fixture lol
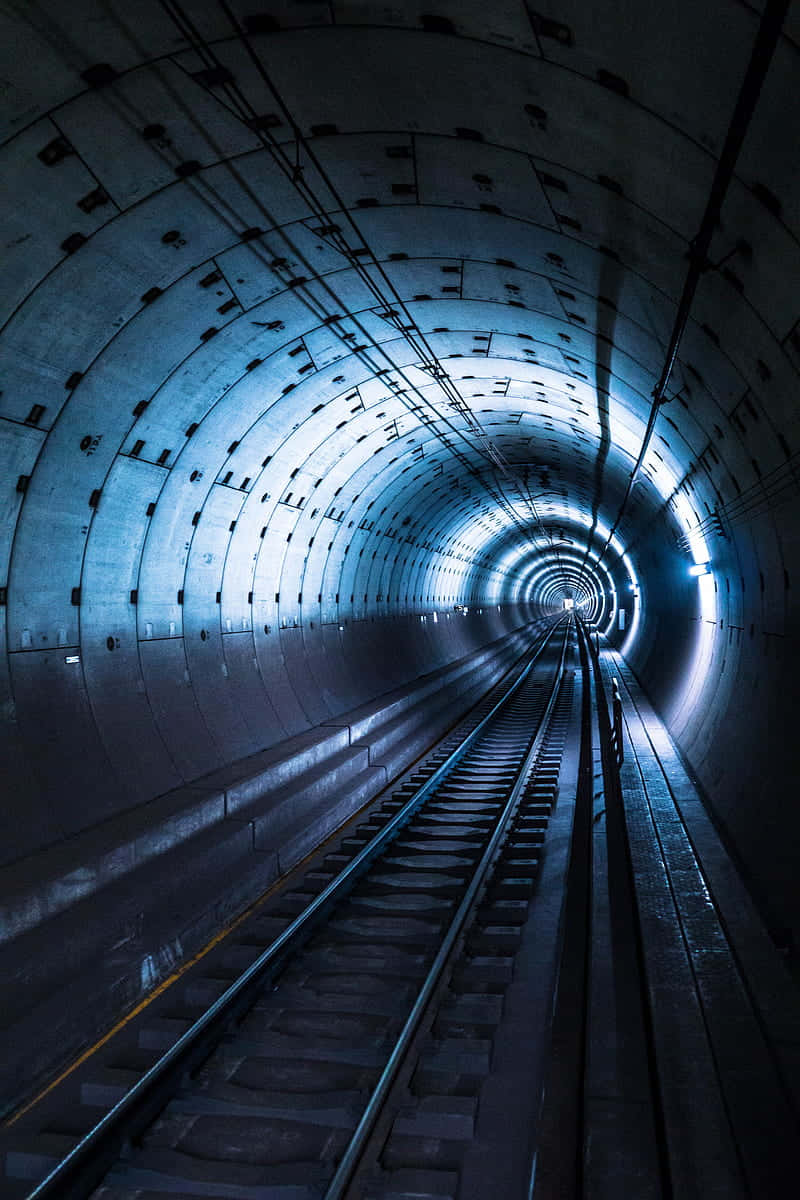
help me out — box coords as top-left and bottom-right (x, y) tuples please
(688, 562), (711, 577)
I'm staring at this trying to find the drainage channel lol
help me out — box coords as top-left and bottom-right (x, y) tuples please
(5, 618), (579, 1200)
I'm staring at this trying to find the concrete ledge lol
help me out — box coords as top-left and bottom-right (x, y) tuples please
(0, 818), (262, 1102)
(0, 624), (541, 1110)
(337, 637), (513, 744)
(355, 656), (512, 778)
(1, 818), (257, 1022)
(0, 785), (225, 943)
(193, 725), (353, 812)
(273, 765), (388, 872)
(246, 748), (370, 836)
(0, 625), (532, 948)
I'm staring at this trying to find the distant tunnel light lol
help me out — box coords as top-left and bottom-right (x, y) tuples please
(563, 598), (574, 610)
(688, 561), (711, 577)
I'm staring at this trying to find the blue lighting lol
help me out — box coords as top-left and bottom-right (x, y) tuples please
(689, 562), (711, 577)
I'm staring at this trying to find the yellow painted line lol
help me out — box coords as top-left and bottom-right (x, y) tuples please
(5, 762), (400, 1130)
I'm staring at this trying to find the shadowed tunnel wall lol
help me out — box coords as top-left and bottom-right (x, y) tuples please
(1, 0), (799, 950)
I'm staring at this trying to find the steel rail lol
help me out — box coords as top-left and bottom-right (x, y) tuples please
(26, 619), (566, 1199)
(323, 620), (572, 1199)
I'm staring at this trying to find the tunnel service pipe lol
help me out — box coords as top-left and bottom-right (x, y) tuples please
(597, 0), (791, 567)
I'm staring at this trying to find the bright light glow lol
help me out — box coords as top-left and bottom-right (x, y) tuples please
(64, 654), (80, 664)
(668, 573), (716, 732)
(672, 492), (710, 565)
(619, 551), (641, 655)
(563, 598), (574, 610)
(688, 562), (711, 577)
(518, 544), (620, 633)
(467, 499), (640, 641)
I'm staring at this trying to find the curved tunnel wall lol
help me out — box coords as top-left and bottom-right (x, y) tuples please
(1, 2), (799, 942)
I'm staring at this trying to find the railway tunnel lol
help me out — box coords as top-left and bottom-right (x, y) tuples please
(1, 2), (799, 1197)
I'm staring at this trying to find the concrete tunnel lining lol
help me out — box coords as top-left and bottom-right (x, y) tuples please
(1, 0), (799, 1095)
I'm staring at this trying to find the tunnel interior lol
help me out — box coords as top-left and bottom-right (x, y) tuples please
(2, 0), (799, 1047)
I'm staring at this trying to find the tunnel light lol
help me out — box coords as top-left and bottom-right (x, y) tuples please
(64, 654), (80, 664)
(563, 598), (574, 610)
(688, 562), (711, 577)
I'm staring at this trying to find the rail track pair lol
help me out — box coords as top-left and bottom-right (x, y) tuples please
(5, 619), (580, 1200)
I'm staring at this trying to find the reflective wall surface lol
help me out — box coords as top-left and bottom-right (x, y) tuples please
(1, 1), (798, 938)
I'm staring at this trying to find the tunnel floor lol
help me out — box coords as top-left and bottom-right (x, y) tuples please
(1, 622), (798, 1200)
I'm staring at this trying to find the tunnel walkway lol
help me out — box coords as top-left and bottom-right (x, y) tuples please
(569, 638), (800, 1198)
(2, 621), (798, 1199)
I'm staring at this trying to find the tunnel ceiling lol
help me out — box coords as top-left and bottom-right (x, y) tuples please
(2, 1), (799, 784)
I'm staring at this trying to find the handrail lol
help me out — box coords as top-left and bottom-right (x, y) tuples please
(595, 0), (789, 569)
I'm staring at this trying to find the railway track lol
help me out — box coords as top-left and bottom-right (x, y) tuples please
(2, 617), (584, 1200)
